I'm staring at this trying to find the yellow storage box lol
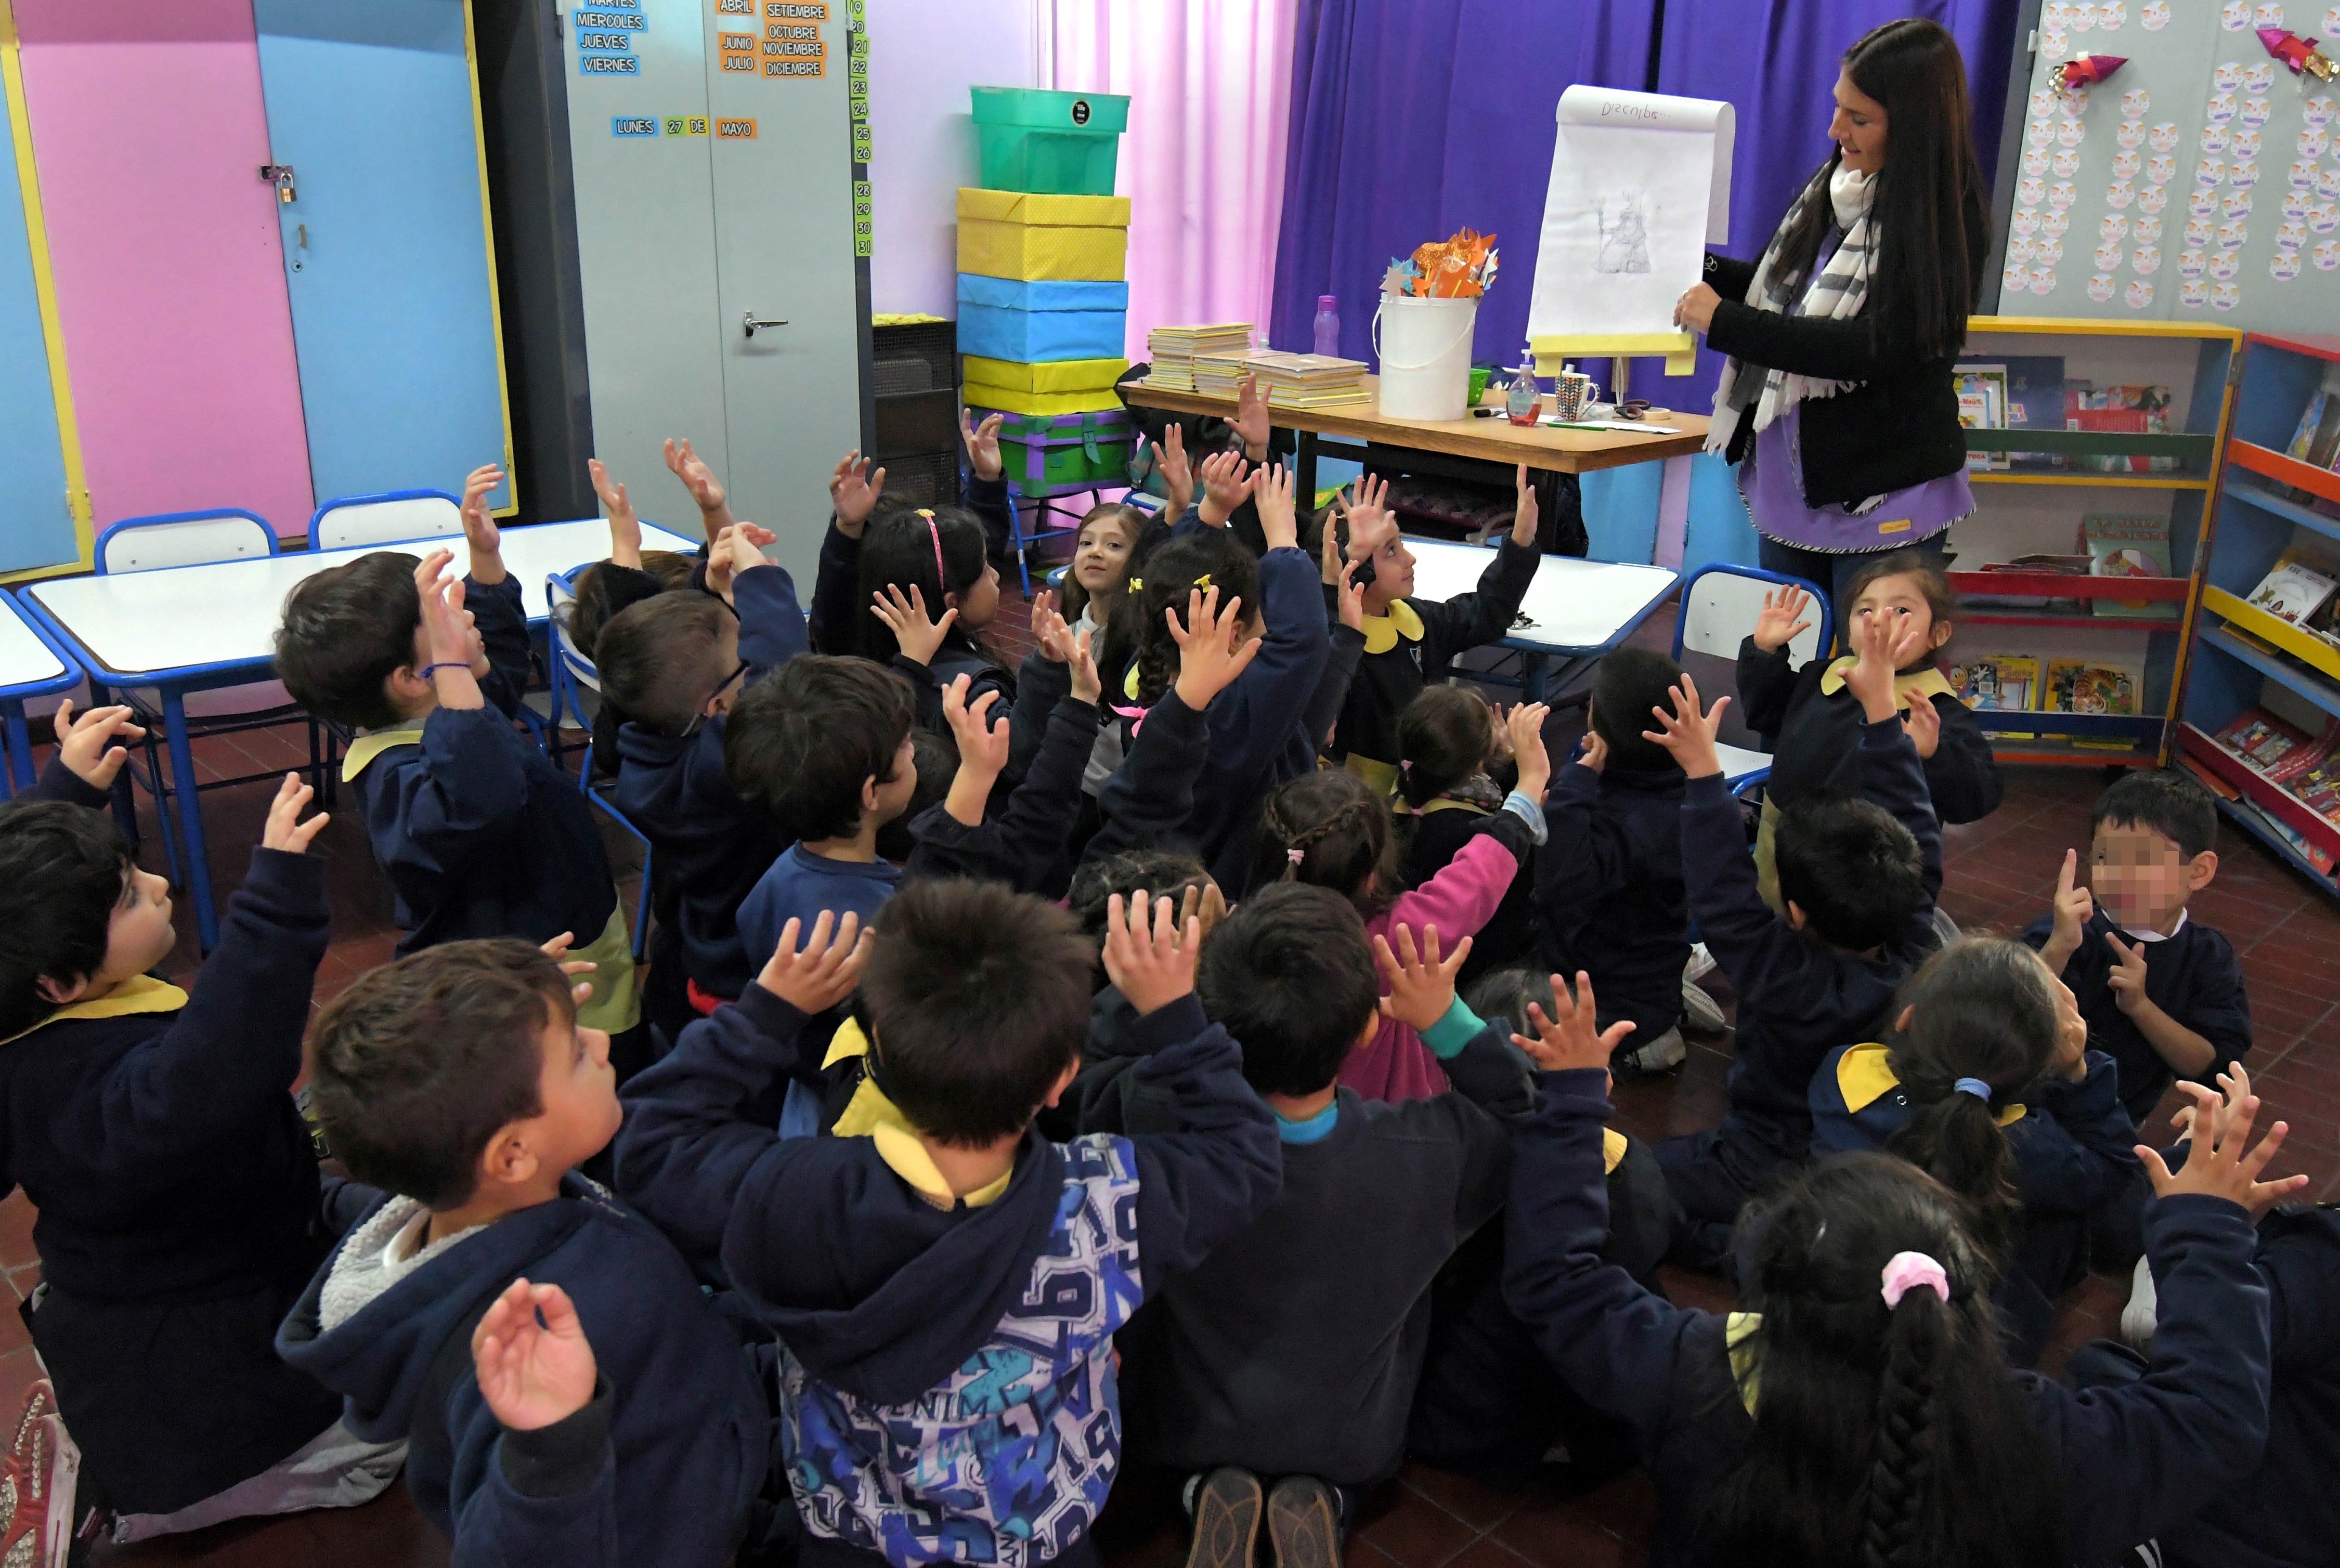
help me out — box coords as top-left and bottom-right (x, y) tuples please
(956, 187), (1130, 282)
(960, 380), (1126, 417)
(962, 355), (1129, 393)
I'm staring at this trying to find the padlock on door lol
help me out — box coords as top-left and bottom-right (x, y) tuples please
(260, 163), (297, 203)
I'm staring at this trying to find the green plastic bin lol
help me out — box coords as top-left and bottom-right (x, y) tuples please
(971, 86), (1129, 197)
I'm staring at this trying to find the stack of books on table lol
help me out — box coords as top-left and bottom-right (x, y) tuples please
(1245, 350), (1372, 410)
(1146, 323), (1253, 389)
(1192, 351), (1250, 397)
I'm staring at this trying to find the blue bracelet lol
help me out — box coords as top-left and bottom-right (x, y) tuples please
(419, 662), (472, 678)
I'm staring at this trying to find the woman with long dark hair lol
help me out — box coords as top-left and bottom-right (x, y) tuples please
(1674, 18), (1990, 603)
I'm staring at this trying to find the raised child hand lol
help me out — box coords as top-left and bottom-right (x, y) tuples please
(1029, 591), (1074, 663)
(1171, 584), (1261, 710)
(1233, 373), (1271, 458)
(1511, 971), (1636, 1075)
(1254, 462), (1299, 551)
(961, 410), (1005, 482)
(756, 908), (870, 1014)
(664, 437), (728, 515)
(2104, 932), (2152, 1016)
(2050, 972), (2089, 1081)
(2139, 1077), (2310, 1217)
(472, 1278), (597, 1433)
(1641, 674), (1728, 780)
(587, 459), (642, 569)
(1197, 449), (1252, 526)
(414, 551), (483, 672)
(1511, 463), (1540, 548)
(1155, 424), (1194, 516)
(1577, 730), (1609, 775)
(1901, 690), (1941, 758)
(708, 525), (769, 605)
(1102, 889), (1200, 1016)
(1344, 474), (1393, 561)
(1373, 923), (1472, 1033)
(1067, 626), (1101, 707)
(261, 772), (330, 855)
(829, 451), (886, 538)
(2047, 848), (2095, 956)
(871, 583), (957, 668)
(942, 676), (1011, 779)
(537, 931), (597, 1008)
(1752, 584), (1812, 653)
(1505, 701), (1552, 802)
(1842, 609), (1905, 725)
(51, 698), (145, 790)
(459, 464), (506, 583)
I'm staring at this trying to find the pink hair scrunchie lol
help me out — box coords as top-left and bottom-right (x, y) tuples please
(1879, 1251), (1950, 1309)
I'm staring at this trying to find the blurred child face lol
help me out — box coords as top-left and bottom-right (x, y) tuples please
(2089, 817), (2215, 933)
(952, 562), (1002, 631)
(527, 1006), (622, 1174)
(1073, 516), (1137, 605)
(1849, 571), (1952, 661)
(45, 865), (176, 1004)
(872, 733), (921, 826)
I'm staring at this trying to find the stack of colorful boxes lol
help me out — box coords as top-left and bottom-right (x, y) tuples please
(955, 87), (1133, 587)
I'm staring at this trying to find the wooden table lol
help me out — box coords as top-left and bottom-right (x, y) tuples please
(1123, 374), (1710, 565)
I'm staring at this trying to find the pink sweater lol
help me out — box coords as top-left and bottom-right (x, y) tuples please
(1340, 831), (1523, 1104)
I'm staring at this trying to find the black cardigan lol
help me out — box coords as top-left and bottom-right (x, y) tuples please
(1704, 250), (1971, 509)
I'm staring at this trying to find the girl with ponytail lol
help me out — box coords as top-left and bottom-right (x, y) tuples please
(1502, 975), (2308, 1568)
(1394, 685), (1541, 980)
(1809, 936), (2140, 1363)
(1250, 700), (1549, 1105)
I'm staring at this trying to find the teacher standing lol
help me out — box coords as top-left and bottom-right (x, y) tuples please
(1673, 17), (1990, 600)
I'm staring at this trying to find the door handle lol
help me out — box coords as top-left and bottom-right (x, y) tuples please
(260, 163), (296, 203)
(743, 312), (789, 338)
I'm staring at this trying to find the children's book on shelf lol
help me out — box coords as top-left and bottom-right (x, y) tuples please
(1947, 655), (2038, 711)
(2285, 389), (2337, 464)
(1954, 363), (2010, 473)
(1998, 354), (2068, 467)
(1962, 554), (2090, 611)
(2044, 658), (2140, 716)
(2066, 383), (2177, 474)
(2264, 715), (2340, 787)
(2290, 755), (2340, 829)
(2079, 512), (2178, 620)
(2245, 551), (2340, 628)
(2213, 707), (2315, 774)
(2260, 805), (2340, 877)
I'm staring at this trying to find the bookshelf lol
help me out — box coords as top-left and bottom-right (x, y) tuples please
(2175, 331), (2340, 900)
(1949, 317), (2240, 768)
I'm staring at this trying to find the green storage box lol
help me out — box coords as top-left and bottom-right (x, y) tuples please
(974, 407), (1132, 491)
(971, 86), (1129, 197)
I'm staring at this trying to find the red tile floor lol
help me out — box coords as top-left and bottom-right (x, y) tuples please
(6, 585), (2328, 1566)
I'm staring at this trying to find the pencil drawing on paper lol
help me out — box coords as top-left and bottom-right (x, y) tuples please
(1595, 190), (1653, 274)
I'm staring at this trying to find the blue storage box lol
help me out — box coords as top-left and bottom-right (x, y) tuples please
(955, 273), (1127, 363)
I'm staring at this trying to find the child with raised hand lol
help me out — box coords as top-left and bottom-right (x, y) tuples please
(599, 523), (808, 1035)
(905, 645), (1102, 893)
(1106, 462), (1330, 892)
(1104, 903), (1530, 1567)
(276, 500), (648, 1064)
(567, 458), (701, 661)
(1645, 606), (1945, 1272)
(1536, 646), (1704, 1075)
(1809, 935), (2139, 1364)
(1395, 684), (1540, 980)
(27, 696), (146, 804)
(617, 885), (1280, 1568)
(1321, 465), (1544, 798)
(1502, 966), (2307, 1568)
(0, 774), (409, 1539)
(279, 939), (770, 1568)
(1252, 700), (1551, 1104)
(664, 435), (738, 542)
(809, 415), (1015, 657)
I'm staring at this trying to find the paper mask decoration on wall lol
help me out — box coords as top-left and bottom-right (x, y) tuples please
(2259, 27), (2339, 79)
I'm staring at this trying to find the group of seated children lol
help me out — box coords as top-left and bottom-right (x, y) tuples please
(0, 388), (2326, 1568)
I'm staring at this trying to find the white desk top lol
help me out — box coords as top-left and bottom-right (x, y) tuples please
(26, 520), (697, 681)
(1404, 538), (1677, 655)
(0, 594), (71, 696)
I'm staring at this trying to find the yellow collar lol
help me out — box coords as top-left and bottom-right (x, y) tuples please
(1122, 663), (1142, 701)
(1343, 752), (1399, 799)
(824, 1020), (1012, 1208)
(1358, 599), (1425, 656)
(1, 974), (188, 1047)
(1836, 1040), (2025, 1126)
(1818, 658), (1955, 703)
(1726, 1311), (1763, 1416)
(342, 719), (427, 782)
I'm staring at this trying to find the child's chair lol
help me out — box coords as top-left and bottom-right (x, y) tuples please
(94, 511), (329, 885)
(547, 569), (655, 959)
(1670, 563), (1832, 797)
(309, 490), (463, 553)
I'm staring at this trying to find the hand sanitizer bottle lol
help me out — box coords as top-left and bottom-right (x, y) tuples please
(1506, 343), (1541, 425)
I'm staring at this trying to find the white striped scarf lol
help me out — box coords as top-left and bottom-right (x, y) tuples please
(1706, 165), (1878, 456)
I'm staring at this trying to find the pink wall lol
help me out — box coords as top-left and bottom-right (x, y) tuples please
(15, 0), (314, 537)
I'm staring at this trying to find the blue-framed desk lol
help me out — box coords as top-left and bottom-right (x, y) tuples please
(1405, 537), (1678, 703)
(18, 519), (697, 950)
(0, 594), (82, 795)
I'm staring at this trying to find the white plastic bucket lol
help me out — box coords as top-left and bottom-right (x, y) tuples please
(1371, 294), (1479, 421)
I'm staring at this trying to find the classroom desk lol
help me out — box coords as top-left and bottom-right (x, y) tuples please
(1123, 375), (1711, 566)
(1405, 536), (1677, 703)
(20, 519), (698, 950)
(0, 592), (81, 795)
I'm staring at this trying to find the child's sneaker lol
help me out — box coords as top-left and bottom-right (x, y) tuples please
(1185, 1469), (1262, 1568)
(1265, 1477), (1340, 1568)
(2120, 1253), (2157, 1349)
(0, 1379), (81, 1568)
(1680, 979), (1728, 1037)
(1684, 943), (1717, 984)
(1618, 1026), (1688, 1075)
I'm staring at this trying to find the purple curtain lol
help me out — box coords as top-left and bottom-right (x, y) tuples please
(1267, 0), (1660, 365)
(1271, 0), (2020, 399)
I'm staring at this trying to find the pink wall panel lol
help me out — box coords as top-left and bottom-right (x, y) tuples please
(15, 0), (315, 537)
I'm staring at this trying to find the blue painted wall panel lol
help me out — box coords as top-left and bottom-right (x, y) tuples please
(0, 108), (75, 574)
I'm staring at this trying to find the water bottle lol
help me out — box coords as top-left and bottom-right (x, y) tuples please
(1312, 295), (1340, 358)
(1506, 342), (1541, 425)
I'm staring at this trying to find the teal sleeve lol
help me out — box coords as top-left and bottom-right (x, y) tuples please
(1421, 996), (1488, 1060)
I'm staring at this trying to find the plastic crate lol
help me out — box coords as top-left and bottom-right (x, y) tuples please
(971, 86), (1128, 196)
(872, 319), (956, 389)
(873, 390), (960, 459)
(878, 449), (963, 510)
